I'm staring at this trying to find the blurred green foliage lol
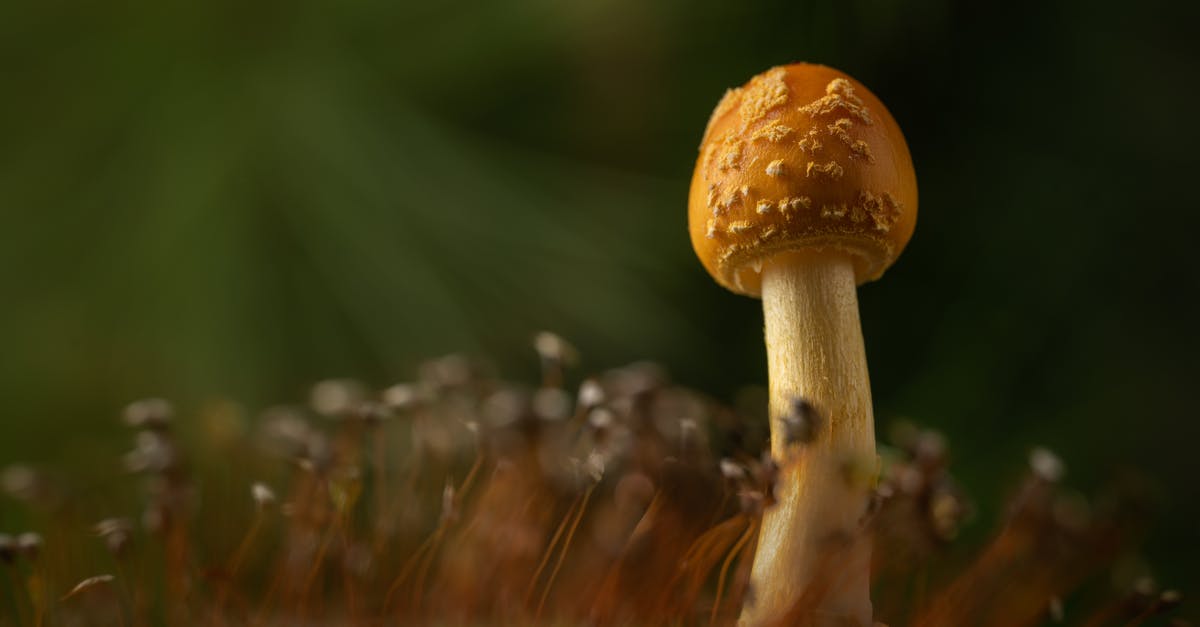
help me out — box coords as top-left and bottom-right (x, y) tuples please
(2, 0), (1198, 609)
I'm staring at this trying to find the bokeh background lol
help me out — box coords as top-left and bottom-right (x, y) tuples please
(3, 0), (1198, 615)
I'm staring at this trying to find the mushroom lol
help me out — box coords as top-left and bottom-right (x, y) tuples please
(688, 64), (917, 625)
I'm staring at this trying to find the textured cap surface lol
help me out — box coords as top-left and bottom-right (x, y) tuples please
(688, 63), (917, 297)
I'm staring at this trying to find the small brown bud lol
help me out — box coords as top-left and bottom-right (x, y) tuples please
(533, 331), (578, 365)
(780, 398), (820, 445)
(382, 383), (426, 412)
(123, 398), (173, 429)
(0, 465), (39, 501)
(1029, 447), (1065, 483)
(94, 518), (134, 556)
(577, 379), (605, 408)
(1160, 589), (1183, 610)
(16, 532), (42, 560)
(311, 379), (367, 417)
(912, 430), (947, 469)
(252, 482), (276, 507)
(720, 458), (747, 481)
(582, 450), (607, 483)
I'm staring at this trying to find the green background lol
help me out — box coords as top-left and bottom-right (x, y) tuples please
(2, 0), (1197, 614)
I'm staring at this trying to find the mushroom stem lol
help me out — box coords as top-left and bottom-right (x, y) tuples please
(742, 252), (875, 626)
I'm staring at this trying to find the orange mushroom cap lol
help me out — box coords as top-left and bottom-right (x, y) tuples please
(688, 63), (918, 297)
